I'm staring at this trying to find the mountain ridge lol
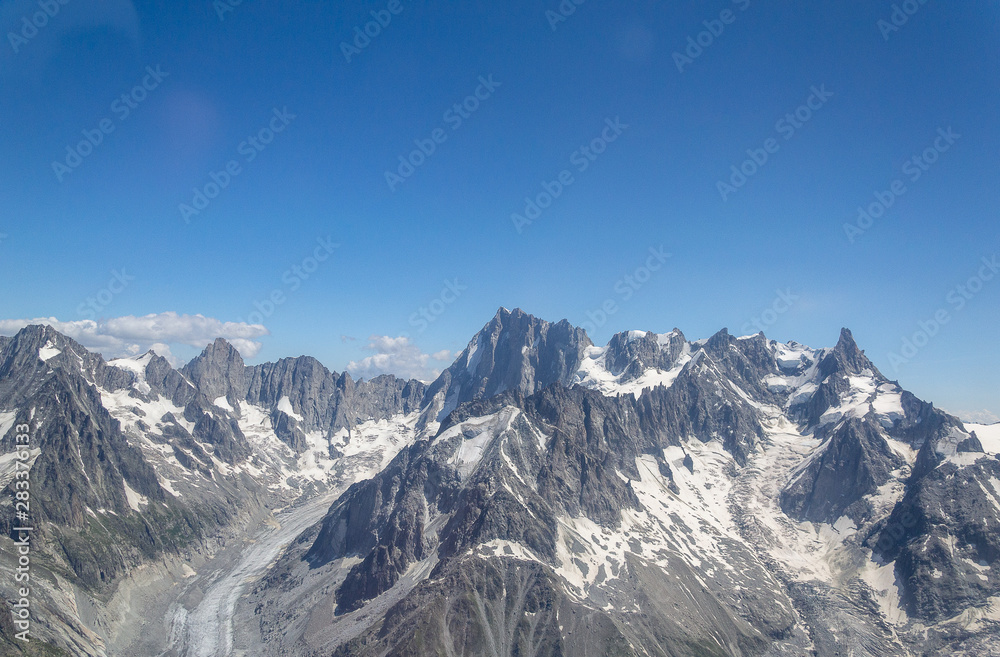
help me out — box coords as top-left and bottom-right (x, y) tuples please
(0, 309), (997, 656)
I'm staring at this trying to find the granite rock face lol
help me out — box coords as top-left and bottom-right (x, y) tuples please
(180, 337), (249, 405)
(781, 417), (905, 523)
(422, 307), (592, 420)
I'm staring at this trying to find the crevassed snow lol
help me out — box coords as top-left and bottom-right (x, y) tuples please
(109, 352), (154, 394)
(108, 352), (154, 376)
(872, 384), (904, 428)
(327, 411), (423, 485)
(773, 342), (815, 370)
(276, 396), (303, 422)
(812, 372), (887, 427)
(786, 381), (818, 406)
(816, 374), (877, 426)
(768, 343), (822, 406)
(731, 418), (916, 627)
(763, 374), (794, 393)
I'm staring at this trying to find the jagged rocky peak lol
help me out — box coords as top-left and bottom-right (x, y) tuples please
(702, 326), (771, 361)
(603, 328), (686, 381)
(0, 324), (129, 403)
(130, 349), (198, 405)
(693, 327), (785, 403)
(819, 327), (881, 379)
(1, 323), (83, 367)
(423, 307), (593, 417)
(181, 337), (249, 403)
(335, 368), (355, 393)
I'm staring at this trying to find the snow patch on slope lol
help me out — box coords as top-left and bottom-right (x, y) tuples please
(123, 480), (149, 511)
(276, 396), (303, 422)
(859, 560), (909, 624)
(0, 448), (40, 490)
(477, 539), (542, 563)
(100, 387), (194, 437)
(0, 410), (16, 440)
(548, 442), (745, 604)
(465, 334), (483, 374)
(38, 341), (61, 362)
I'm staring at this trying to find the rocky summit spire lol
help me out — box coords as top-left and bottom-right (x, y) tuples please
(422, 307), (592, 418)
(181, 337), (249, 402)
(818, 327), (881, 379)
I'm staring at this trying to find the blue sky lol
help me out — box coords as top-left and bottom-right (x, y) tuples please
(0, 0), (997, 421)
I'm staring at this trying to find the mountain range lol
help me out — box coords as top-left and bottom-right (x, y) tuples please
(1, 307), (999, 656)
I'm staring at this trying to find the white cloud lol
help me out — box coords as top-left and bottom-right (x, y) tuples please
(0, 312), (268, 365)
(347, 335), (453, 382)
